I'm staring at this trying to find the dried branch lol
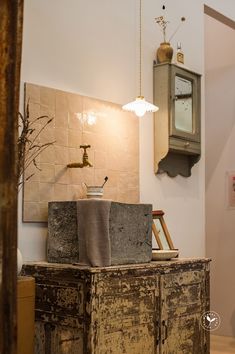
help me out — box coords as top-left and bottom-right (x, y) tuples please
(17, 100), (55, 189)
(155, 15), (186, 43)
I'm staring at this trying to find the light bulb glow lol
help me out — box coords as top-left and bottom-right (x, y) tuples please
(122, 96), (159, 117)
(87, 114), (96, 125)
(75, 112), (97, 126)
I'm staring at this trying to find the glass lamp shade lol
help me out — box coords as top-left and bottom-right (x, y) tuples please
(122, 96), (159, 117)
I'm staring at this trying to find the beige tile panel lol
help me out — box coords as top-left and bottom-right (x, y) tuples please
(40, 127), (55, 144)
(118, 171), (139, 191)
(126, 134), (139, 155)
(55, 146), (69, 165)
(25, 83), (40, 104)
(40, 86), (56, 108)
(55, 89), (68, 113)
(55, 165), (70, 184)
(24, 160), (40, 182)
(23, 202), (41, 222)
(94, 151), (107, 169)
(40, 164), (55, 183)
(40, 145), (55, 164)
(94, 169), (108, 186)
(118, 188), (139, 204)
(40, 105), (55, 126)
(55, 111), (69, 128)
(67, 184), (85, 200)
(24, 182), (40, 202)
(54, 184), (68, 201)
(68, 129), (82, 148)
(39, 202), (48, 222)
(25, 123), (41, 145)
(68, 111), (83, 131)
(68, 147), (82, 163)
(103, 186), (118, 201)
(23, 83), (139, 222)
(81, 167), (95, 186)
(105, 170), (118, 188)
(68, 92), (83, 113)
(55, 127), (68, 146)
(68, 168), (83, 185)
(107, 135), (127, 154)
(39, 183), (54, 202)
(82, 131), (107, 152)
(27, 102), (41, 122)
(106, 150), (127, 172)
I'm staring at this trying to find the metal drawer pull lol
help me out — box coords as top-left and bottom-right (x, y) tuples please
(162, 320), (168, 344)
(184, 142), (190, 148)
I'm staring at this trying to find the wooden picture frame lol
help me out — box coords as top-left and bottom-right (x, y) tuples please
(152, 210), (175, 250)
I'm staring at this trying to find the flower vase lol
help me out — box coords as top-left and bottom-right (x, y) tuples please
(156, 42), (173, 64)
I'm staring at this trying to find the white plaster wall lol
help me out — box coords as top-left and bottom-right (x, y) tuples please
(19, 0), (235, 263)
(205, 14), (235, 337)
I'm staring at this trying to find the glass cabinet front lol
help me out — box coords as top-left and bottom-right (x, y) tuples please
(170, 66), (200, 143)
(153, 63), (201, 177)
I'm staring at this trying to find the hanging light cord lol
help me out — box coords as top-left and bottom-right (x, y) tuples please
(122, 0), (159, 116)
(139, 0), (142, 97)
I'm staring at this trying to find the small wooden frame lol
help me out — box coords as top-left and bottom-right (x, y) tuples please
(152, 210), (175, 250)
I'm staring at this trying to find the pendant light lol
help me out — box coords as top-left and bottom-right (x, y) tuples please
(122, 0), (159, 117)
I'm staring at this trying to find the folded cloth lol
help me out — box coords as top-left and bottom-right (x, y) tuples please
(77, 199), (111, 267)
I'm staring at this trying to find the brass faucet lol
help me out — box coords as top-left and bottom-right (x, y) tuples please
(67, 145), (93, 168)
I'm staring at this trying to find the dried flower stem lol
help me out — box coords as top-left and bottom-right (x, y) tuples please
(155, 15), (186, 43)
(17, 100), (55, 189)
(168, 17), (186, 42)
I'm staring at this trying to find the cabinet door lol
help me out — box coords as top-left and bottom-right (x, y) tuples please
(35, 322), (83, 354)
(160, 270), (208, 354)
(34, 280), (85, 354)
(96, 275), (160, 354)
(170, 65), (201, 144)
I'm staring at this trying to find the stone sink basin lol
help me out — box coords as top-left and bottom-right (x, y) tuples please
(47, 201), (152, 266)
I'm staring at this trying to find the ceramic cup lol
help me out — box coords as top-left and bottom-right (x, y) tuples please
(86, 186), (104, 199)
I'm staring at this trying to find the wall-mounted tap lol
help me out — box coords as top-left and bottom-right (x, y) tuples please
(67, 144), (93, 168)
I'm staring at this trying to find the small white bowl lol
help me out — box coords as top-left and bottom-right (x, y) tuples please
(152, 249), (179, 261)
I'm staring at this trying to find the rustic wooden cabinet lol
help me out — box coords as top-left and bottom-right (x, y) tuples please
(23, 259), (210, 354)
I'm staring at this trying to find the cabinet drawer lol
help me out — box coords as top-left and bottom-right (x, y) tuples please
(99, 275), (158, 295)
(36, 282), (83, 317)
(170, 136), (200, 155)
(162, 271), (204, 313)
(164, 283), (202, 309)
(99, 290), (156, 320)
(162, 270), (204, 288)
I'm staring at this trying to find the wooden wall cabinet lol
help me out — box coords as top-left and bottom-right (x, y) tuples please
(153, 63), (201, 177)
(23, 259), (210, 354)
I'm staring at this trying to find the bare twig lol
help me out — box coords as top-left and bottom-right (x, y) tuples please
(17, 101), (55, 189)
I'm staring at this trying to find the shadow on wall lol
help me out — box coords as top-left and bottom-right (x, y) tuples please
(205, 65), (235, 188)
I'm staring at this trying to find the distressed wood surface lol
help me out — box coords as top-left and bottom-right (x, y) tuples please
(0, 1), (24, 354)
(23, 259), (210, 354)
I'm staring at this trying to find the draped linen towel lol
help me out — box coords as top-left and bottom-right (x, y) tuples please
(77, 199), (111, 267)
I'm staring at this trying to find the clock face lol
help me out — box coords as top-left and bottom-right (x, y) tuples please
(200, 311), (221, 331)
